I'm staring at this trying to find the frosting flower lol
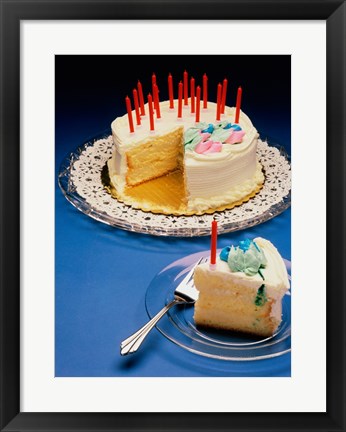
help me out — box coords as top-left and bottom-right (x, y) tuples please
(225, 130), (245, 144)
(238, 238), (255, 251)
(210, 127), (232, 143)
(195, 140), (222, 154)
(220, 240), (267, 276)
(184, 121), (245, 152)
(184, 128), (203, 151)
(231, 123), (241, 131)
(200, 132), (211, 141)
(202, 123), (214, 134)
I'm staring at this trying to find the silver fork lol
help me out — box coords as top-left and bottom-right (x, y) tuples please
(120, 256), (207, 356)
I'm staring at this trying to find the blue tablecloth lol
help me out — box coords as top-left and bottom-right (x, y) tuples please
(55, 205), (291, 377)
(55, 55), (291, 377)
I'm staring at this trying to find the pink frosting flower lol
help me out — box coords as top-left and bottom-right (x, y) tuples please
(204, 141), (222, 154)
(195, 140), (222, 154)
(225, 130), (245, 144)
(195, 140), (212, 154)
(199, 132), (211, 141)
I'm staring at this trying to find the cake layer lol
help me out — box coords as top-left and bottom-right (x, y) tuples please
(194, 286), (274, 313)
(125, 127), (184, 187)
(194, 307), (280, 337)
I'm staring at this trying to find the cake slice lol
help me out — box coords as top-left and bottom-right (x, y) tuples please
(193, 238), (290, 337)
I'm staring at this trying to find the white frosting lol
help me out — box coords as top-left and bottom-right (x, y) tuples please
(108, 100), (262, 212)
(254, 238), (290, 296)
(186, 162), (263, 212)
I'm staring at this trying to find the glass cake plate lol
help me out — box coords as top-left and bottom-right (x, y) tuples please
(58, 129), (291, 237)
(145, 251), (291, 361)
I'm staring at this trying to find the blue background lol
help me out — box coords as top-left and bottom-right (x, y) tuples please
(55, 55), (291, 377)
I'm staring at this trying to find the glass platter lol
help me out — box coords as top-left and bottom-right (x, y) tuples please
(58, 129), (291, 237)
(145, 251), (291, 361)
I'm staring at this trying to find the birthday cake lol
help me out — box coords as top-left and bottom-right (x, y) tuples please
(107, 73), (265, 215)
(193, 238), (290, 337)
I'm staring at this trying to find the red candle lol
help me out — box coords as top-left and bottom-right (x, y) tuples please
(147, 93), (154, 131)
(235, 86), (242, 123)
(203, 73), (208, 109)
(168, 73), (174, 109)
(196, 85), (201, 123)
(132, 89), (141, 126)
(125, 96), (134, 133)
(221, 78), (228, 114)
(184, 70), (188, 106)
(190, 77), (195, 114)
(137, 81), (145, 116)
(153, 84), (161, 119)
(216, 83), (222, 121)
(178, 81), (183, 118)
(210, 218), (218, 267)
(152, 72), (156, 95)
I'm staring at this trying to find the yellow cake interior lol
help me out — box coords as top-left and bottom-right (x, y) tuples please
(125, 127), (185, 187)
(193, 269), (281, 337)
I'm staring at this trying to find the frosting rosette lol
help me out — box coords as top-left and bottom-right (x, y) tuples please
(220, 239), (267, 276)
(184, 121), (245, 154)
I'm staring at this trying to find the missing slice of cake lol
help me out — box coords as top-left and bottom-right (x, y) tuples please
(193, 238), (290, 337)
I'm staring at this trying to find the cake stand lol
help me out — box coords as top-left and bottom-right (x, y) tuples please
(58, 130), (291, 237)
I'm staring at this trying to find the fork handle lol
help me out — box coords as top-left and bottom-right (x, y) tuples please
(120, 298), (182, 356)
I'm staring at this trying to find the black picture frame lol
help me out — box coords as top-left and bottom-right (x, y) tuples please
(0, 1), (345, 431)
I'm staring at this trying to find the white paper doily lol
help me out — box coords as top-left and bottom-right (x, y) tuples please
(58, 131), (291, 237)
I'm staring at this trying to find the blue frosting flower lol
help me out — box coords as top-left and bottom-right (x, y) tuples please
(220, 246), (231, 262)
(230, 124), (242, 131)
(238, 239), (253, 252)
(202, 123), (214, 134)
(214, 121), (242, 131)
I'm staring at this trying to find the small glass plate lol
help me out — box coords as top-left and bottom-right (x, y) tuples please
(145, 251), (291, 361)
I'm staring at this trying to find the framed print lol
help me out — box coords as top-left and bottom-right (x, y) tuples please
(0, 0), (345, 431)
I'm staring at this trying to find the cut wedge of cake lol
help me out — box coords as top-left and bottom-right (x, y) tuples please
(193, 238), (290, 337)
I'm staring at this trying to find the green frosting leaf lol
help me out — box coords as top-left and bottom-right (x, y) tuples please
(191, 134), (203, 145)
(210, 128), (231, 143)
(214, 120), (229, 129)
(184, 128), (200, 145)
(184, 128), (203, 151)
(195, 122), (208, 130)
(185, 133), (203, 151)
